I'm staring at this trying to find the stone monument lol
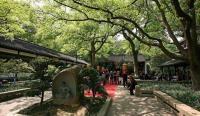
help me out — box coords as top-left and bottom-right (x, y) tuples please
(52, 65), (81, 106)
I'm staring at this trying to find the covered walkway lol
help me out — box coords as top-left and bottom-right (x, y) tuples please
(0, 37), (88, 65)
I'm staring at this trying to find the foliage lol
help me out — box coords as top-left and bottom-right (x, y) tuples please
(0, 0), (36, 39)
(80, 97), (106, 115)
(1, 0), (200, 88)
(140, 44), (175, 71)
(79, 67), (108, 98)
(0, 59), (34, 74)
(41, 0), (200, 89)
(0, 59), (34, 82)
(140, 81), (200, 111)
(28, 57), (65, 105)
(0, 83), (28, 93)
(28, 57), (52, 105)
(16, 74), (34, 81)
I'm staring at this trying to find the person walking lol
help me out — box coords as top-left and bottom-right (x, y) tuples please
(129, 75), (137, 95)
(109, 71), (114, 84)
(102, 72), (106, 86)
(122, 73), (128, 87)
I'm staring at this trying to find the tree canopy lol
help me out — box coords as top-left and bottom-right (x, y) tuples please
(43, 0), (200, 89)
(1, 0), (200, 89)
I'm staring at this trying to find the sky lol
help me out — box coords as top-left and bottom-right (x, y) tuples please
(115, 33), (125, 41)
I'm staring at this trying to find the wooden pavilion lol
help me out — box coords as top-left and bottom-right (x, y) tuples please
(158, 59), (190, 81)
(98, 54), (146, 74)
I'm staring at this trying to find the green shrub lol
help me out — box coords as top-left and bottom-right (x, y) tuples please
(0, 84), (27, 93)
(139, 82), (200, 111)
(79, 67), (108, 98)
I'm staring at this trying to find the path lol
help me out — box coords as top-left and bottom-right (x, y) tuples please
(107, 86), (176, 116)
(0, 91), (52, 116)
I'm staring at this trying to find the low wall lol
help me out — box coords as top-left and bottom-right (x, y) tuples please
(136, 80), (192, 84)
(97, 98), (112, 116)
(154, 91), (200, 116)
(135, 86), (200, 116)
(0, 88), (31, 102)
(135, 85), (154, 97)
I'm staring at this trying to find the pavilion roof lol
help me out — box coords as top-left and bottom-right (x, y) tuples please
(108, 54), (146, 63)
(0, 37), (88, 65)
(158, 59), (188, 67)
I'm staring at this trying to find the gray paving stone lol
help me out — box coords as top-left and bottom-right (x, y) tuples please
(107, 86), (176, 116)
(0, 91), (52, 116)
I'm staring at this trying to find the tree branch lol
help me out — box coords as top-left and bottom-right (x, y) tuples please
(171, 0), (192, 22)
(171, 0), (197, 48)
(123, 27), (186, 60)
(54, 0), (89, 19)
(72, 0), (114, 17)
(50, 0), (187, 60)
(112, 16), (160, 42)
(57, 0), (161, 43)
(122, 30), (136, 50)
(112, 0), (138, 13)
(95, 33), (109, 52)
(154, 0), (185, 54)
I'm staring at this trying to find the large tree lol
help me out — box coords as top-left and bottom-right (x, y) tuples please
(0, 0), (36, 39)
(69, 22), (114, 67)
(122, 31), (140, 76)
(34, 11), (118, 67)
(48, 0), (200, 90)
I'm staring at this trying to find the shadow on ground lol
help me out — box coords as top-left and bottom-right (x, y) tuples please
(107, 86), (176, 116)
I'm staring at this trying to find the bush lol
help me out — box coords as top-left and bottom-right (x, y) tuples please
(17, 74), (34, 81)
(139, 81), (200, 111)
(0, 83), (28, 93)
(79, 67), (108, 98)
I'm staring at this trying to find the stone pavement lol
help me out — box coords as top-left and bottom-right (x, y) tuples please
(0, 91), (52, 116)
(107, 86), (176, 116)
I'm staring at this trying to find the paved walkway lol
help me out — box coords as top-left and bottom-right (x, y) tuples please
(0, 91), (52, 116)
(107, 86), (176, 116)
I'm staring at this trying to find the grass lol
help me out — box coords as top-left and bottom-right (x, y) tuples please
(0, 80), (39, 93)
(139, 81), (200, 111)
(0, 83), (27, 93)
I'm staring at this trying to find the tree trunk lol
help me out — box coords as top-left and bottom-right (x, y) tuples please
(14, 73), (17, 85)
(190, 66), (200, 90)
(40, 91), (44, 105)
(133, 50), (139, 77)
(92, 89), (96, 98)
(90, 40), (96, 67)
(91, 52), (95, 68)
(126, 37), (139, 77)
(15, 73), (17, 79)
(190, 61), (200, 90)
(189, 51), (200, 90)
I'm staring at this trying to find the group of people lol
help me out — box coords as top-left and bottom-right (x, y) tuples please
(100, 70), (123, 85)
(99, 70), (137, 95)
